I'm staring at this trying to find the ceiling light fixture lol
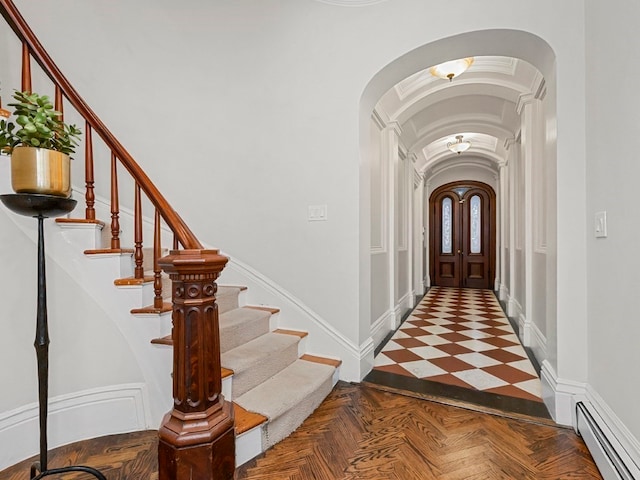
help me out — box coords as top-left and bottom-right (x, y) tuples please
(430, 57), (474, 82)
(447, 135), (471, 154)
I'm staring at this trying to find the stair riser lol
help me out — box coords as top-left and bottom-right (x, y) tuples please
(269, 312), (279, 331)
(220, 317), (270, 353)
(58, 223), (104, 251)
(84, 253), (134, 280)
(261, 376), (333, 449)
(222, 375), (232, 402)
(235, 426), (262, 467)
(228, 340), (300, 399)
(217, 293), (239, 315)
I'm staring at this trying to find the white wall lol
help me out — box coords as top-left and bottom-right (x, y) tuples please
(585, 0), (640, 445)
(0, 204), (146, 469)
(0, 209), (144, 405)
(3, 0), (588, 395)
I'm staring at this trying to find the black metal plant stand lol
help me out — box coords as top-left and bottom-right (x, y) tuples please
(0, 193), (107, 480)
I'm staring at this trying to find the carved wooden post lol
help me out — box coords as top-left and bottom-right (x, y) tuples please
(157, 249), (235, 480)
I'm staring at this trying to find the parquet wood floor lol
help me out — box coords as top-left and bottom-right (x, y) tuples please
(0, 382), (601, 480)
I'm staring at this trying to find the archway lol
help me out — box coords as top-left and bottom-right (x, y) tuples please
(359, 28), (568, 420)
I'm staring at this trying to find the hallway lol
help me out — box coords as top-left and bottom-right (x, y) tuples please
(366, 287), (550, 420)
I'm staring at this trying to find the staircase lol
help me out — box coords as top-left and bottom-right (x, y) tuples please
(150, 283), (341, 464)
(56, 205), (342, 467)
(0, 0), (341, 474)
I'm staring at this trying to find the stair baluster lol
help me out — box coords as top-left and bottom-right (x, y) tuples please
(134, 183), (144, 279)
(21, 42), (30, 91)
(153, 210), (163, 309)
(54, 86), (63, 118)
(110, 153), (121, 249)
(84, 122), (95, 220)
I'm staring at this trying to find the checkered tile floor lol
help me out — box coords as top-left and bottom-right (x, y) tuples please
(373, 287), (542, 402)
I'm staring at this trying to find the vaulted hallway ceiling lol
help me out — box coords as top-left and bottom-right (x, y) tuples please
(375, 56), (544, 177)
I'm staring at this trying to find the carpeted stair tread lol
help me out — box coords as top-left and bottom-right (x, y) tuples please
(236, 359), (335, 419)
(219, 307), (271, 353)
(217, 286), (244, 314)
(221, 332), (300, 398)
(235, 359), (335, 447)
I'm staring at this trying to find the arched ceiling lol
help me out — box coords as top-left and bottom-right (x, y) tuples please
(374, 55), (544, 177)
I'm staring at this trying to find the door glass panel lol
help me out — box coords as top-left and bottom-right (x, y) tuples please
(470, 195), (481, 253)
(453, 187), (469, 199)
(442, 197), (452, 253)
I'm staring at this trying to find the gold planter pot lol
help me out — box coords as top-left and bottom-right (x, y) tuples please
(11, 146), (71, 198)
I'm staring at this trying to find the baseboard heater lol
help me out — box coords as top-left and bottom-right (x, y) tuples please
(576, 401), (638, 480)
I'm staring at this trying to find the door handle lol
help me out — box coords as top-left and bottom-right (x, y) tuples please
(457, 249), (462, 254)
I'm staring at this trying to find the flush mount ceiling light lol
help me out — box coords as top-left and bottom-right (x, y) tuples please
(447, 135), (471, 154)
(430, 57), (474, 81)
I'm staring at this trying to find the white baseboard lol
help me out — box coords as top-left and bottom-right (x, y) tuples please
(518, 312), (530, 345)
(540, 360), (586, 426)
(541, 359), (640, 479)
(371, 309), (395, 349)
(358, 338), (375, 380)
(499, 283), (509, 302)
(0, 384), (150, 471)
(577, 387), (640, 479)
(529, 321), (547, 363)
(393, 291), (413, 328)
(507, 295), (522, 319)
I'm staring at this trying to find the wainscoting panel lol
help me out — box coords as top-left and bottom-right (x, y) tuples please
(0, 384), (150, 471)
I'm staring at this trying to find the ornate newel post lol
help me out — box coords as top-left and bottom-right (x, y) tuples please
(157, 249), (235, 480)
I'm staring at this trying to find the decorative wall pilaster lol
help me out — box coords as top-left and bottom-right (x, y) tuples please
(517, 94), (544, 346)
(385, 122), (402, 327)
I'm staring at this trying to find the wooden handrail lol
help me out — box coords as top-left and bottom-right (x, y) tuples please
(0, 0), (202, 250)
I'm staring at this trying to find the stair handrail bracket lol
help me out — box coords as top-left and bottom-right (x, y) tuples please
(157, 249), (235, 479)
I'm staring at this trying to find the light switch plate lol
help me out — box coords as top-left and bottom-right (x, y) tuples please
(308, 205), (328, 221)
(594, 211), (607, 238)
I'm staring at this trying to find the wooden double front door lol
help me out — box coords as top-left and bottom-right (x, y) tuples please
(429, 181), (496, 289)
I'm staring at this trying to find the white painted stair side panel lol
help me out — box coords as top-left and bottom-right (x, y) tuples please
(235, 425), (263, 467)
(84, 251), (135, 280)
(57, 222), (104, 251)
(2, 207), (174, 427)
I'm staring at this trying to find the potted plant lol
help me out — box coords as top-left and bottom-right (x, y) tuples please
(0, 90), (81, 198)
